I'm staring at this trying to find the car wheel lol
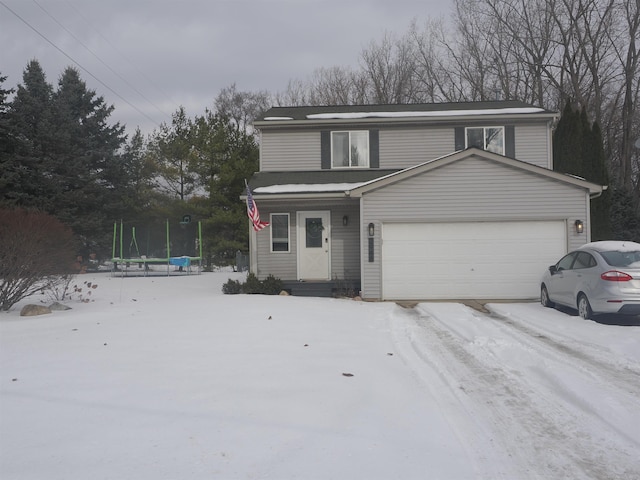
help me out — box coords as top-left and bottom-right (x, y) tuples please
(541, 285), (554, 308)
(577, 293), (593, 320)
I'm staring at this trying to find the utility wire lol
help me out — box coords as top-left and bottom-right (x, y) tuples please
(0, 0), (162, 129)
(33, 0), (172, 121)
(63, 0), (182, 115)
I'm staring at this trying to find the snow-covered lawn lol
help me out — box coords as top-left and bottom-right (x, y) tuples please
(1, 271), (639, 479)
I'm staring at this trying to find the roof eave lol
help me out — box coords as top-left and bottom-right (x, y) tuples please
(241, 192), (349, 201)
(254, 112), (558, 129)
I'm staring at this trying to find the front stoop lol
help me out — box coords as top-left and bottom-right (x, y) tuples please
(282, 280), (361, 298)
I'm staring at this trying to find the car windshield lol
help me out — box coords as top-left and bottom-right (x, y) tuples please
(599, 250), (640, 268)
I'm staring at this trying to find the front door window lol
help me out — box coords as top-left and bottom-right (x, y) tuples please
(306, 218), (324, 248)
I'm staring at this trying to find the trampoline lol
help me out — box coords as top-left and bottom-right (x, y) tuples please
(111, 218), (203, 276)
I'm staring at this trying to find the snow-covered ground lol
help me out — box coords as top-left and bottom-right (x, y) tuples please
(1, 271), (639, 479)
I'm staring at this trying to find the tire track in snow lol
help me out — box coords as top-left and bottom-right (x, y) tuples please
(389, 304), (640, 480)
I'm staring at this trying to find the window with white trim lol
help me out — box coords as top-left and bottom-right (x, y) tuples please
(331, 131), (369, 167)
(466, 126), (505, 155)
(270, 213), (290, 252)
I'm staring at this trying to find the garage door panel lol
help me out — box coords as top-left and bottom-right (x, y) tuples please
(381, 221), (566, 300)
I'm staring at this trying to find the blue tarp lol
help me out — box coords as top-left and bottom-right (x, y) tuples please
(169, 257), (191, 267)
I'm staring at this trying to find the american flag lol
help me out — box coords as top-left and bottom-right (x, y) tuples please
(246, 184), (269, 232)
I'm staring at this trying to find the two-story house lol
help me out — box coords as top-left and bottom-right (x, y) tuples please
(246, 100), (604, 301)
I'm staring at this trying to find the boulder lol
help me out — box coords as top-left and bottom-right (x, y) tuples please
(49, 302), (72, 311)
(20, 304), (52, 317)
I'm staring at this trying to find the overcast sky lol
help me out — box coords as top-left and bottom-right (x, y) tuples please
(1, 0), (452, 137)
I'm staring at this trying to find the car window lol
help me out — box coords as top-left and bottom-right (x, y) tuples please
(600, 250), (640, 268)
(556, 252), (577, 271)
(573, 252), (596, 269)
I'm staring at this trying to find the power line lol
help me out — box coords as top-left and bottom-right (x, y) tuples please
(32, 0), (172, 121)
(0, 0), (163, 130)
(63, 0), (182, 114)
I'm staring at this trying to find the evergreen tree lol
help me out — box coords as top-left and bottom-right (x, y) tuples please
(0, 73), (14, 198)
(190, 110), (259, 265)
(147, 107), (197, 200)
(553, 101), (583, 176)
(2, 61), (56, 209)
(586, 121), (611, 240)
(553, 101), (611, 240)
(610, 187), (640, 242)
(48, 67), (126, 255)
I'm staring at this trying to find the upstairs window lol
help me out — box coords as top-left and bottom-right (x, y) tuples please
(466, 126), (505, 155)
(331, 131), (369, 168)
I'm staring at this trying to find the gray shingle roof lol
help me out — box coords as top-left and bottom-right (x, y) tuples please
(258, 100), (552, 122)
(249, 169), (400, 191)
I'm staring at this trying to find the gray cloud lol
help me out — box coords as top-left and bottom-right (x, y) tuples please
(1, 0), (451, 136)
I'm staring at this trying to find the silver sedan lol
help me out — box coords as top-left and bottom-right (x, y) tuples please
(541, 241), (640, 319)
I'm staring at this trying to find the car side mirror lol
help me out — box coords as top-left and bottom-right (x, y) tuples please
(548, 265), (558, 275)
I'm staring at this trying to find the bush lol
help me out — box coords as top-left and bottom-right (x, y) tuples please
(260, 275), (283, 295)
(222, 273), (283, 295)
(242, 273), (264, 294)
(0, 208), (77, 311)
(222, 279), (242, 294)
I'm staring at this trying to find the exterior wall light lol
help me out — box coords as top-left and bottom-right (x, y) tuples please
(368, 223), (375, 237)
(343, 215), (349, 226)
(575, 219), (584, 234)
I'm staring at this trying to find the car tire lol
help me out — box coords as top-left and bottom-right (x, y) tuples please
(541, 285), (554, 308)
(577, 293), (593, 320)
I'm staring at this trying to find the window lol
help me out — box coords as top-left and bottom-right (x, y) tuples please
(270, 214), (289, 252)
(556, 252), (576, 271)
(466, 127), (505, 155)
(331, 131), (369, 167)
(573, 252), (596, 269)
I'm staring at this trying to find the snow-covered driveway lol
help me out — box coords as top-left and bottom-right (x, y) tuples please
(1, 272), (639, 479)
(393, 302), (640, 479)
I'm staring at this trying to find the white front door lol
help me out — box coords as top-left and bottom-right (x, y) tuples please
(297, 211), (331, 280)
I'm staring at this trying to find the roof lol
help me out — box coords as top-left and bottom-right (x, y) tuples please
(249, 169), (400, 197)
(255, 100), (556, 126)
(248, 149), (604, 199)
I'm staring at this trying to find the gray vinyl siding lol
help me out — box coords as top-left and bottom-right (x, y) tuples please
(360, 155), (590, 300)
(260, 131), (321, 171)
(378, 128), (455, 167)
(252, 199), (361, 282)
(514, 122), (552, 168)
(260, 122), (552, 171)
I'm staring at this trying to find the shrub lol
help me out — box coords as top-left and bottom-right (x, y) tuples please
(222, 273), (283, 295)
(222, 279), (243, 294)
(0, 208), (77, 311)
(260, 275), (283, 295)
(242, 273), (263, 294)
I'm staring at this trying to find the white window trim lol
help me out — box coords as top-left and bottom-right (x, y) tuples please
(270, 213), (290, 253)
(465, 126), (505, 155)
(330, 130), (370, 169)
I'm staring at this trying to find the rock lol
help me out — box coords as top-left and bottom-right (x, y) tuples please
(49, 302), (71, 311)
(20, 304), (52, 317)
(279, 290), (290, 296)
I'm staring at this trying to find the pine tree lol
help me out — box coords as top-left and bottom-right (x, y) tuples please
(2, 61), (56, 209)
(553, 101), (612, 240)
(49, 67), (126, 253)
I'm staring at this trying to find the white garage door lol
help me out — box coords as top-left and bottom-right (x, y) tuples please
(381, 221), (567, 300)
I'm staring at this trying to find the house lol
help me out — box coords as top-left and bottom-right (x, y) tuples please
(246, 101), (604, 301)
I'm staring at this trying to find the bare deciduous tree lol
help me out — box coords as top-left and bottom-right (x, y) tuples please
(0, 208), (77, 311)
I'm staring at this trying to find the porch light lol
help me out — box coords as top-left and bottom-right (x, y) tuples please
(575, 219), (584, 234)
(343, 215), (349, 226)
(368, 223), (375, 237)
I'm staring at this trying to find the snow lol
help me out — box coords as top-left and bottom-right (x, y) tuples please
(2, 272), (639, 479)
(305, 107), (546, 120)
(582, 240), (640, 252)
(254, 183), (366, 194)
